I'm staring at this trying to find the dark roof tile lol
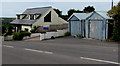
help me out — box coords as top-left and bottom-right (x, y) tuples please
(10, 19), (35, 25)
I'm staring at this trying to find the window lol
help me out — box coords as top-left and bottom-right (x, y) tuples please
(17, 15), (20, 19)
(36, 14), (41, 19)
(22, 15), (27, 19)
(30, 14), (34, 20)
(44, 11), (51, 22)
(25, 28), (28, 32)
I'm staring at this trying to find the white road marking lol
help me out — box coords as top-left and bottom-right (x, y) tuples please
(80, 57), (120, 64)
(25, 48), (53, 54)
(25, 48), (44, 53)
(44, 51), (53, 54)
(2, 45), (14, 48)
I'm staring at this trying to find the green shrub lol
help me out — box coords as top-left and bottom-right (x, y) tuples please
(3, 33), (8, 37)
(3, 31), (13, 37)
(13, 32), (24, 40)
(112, 35), (120, 41)
(30, 26), (38, 33)
(75, 34), (83, 38)
(30, 29), (35, 33)
(13, 31), (31, 40)
(76, 34), (80, 37)
(64, 32), (70, 36)
(111, 28), (120, 41)
(2, 25), (14, 35)
(20, 31), (31, 37)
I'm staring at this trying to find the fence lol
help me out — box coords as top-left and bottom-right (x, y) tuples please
(40, 29), (68, 40)
(2, 29), (68, 41)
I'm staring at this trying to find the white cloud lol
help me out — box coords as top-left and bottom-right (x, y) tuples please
(1, 0), (120, 2)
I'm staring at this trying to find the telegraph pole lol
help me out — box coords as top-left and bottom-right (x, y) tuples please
(111, 0), (113, 9)
(111, 0), (115, 28)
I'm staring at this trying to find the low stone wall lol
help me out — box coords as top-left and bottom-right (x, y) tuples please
(4, 36), (13, 41)
(40, 29), (68, 40)
(30, 33), (40, 37)
(23, 33), (40, 39)
(2, 29), (68, 41)
(0, 36), (4, 41)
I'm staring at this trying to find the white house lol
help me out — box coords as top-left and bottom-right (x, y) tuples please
(11, 6), (68, 32)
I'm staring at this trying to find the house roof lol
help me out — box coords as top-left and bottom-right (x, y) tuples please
(10, 19), (36, 25)
(11, 6), (52, 25)
(23, 6), (52, 16)
(96, 11), (112, 19)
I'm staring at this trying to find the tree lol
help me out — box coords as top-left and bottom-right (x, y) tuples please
(68, 9), (75, 17)
(54, 9), (62, 17)
(108, 2), (120, 41)
(7, 25), (14, 35)
(54, 8), (69, 20)
(2, 25), (6, 34)
(61, 15), (69, 20)
(83, 6), (95, 13)
(68, 9), (82, 17)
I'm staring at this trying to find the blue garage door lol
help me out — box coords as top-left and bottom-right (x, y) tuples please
(89, 20), (103, 40)
(71, 21), (81, 36)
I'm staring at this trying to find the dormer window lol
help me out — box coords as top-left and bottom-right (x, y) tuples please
(16, 15), (20, 19)
(22, 14), (27, 19)
(35, 14), (41, 19)
(16, 14), (27, 19)
(29, 14), (34, 20)
(29, 14), (41, 20)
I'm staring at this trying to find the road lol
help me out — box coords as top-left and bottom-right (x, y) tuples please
(2, 37), (119, 64)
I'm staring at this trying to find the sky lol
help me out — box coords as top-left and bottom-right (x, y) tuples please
(0, 0), (119, 17)
(1, 0), (120, 2)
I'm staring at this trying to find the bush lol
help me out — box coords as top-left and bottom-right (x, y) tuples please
(13, 32), (24, 40)
(112, 35), (120, 41)
(13, 31), (31, 40)
(64, 32), (70, 36)
(30, 29), (35, 33)
(76, 34), (81, 37)
(74, 34), (83, 38)
(2, 25), (6, 34)
(111, 28), (120, 41)
(3, 31), (13, 37)
(3, 33), (8, 37)
(30, 26), (38, 33)
(20, 31), (31, 37)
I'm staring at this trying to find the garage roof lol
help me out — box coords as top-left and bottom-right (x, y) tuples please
(68, 11), (112, 21)
(67, 12), (92, 21)
(73, 13), (92, 20)
(96, 11), (112, 19)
